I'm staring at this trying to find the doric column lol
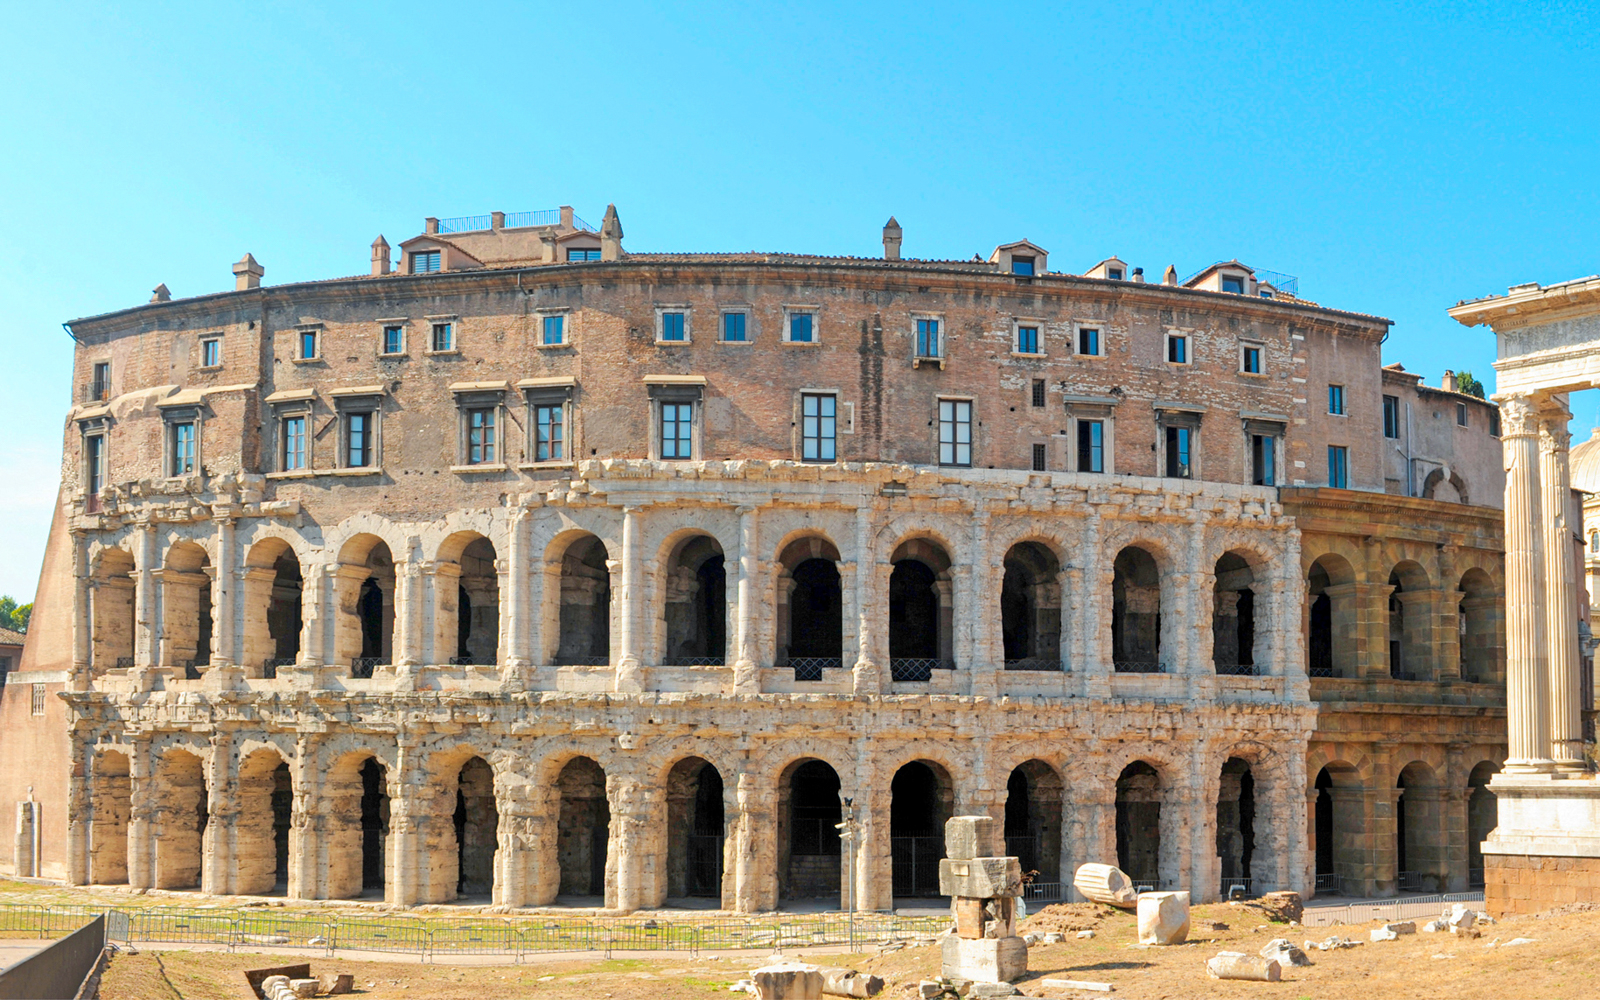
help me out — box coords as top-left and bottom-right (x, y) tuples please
(65, 731), (92, 884)
(734, 769), (776, 912)
(851, 503), (882, 695)
(733, 505), (760, 694)
(1538, 400), (1585, 769)
(1185, 742), (1215, 902)
(299, 565), (328, 668)
(387, 736), (420, 905)
(212, 512), (237, 667)
(136, 522), (158, 668)
(422, 560), (458, 666)
(71, 530), (90, 686)
(1435, 544), (1462, 680)
(201, 731), (234, 893)
(126, 737), (154, 889)
(606, 766), (657, 912)
(287, 734), (319, 899)
(968, 508), (999, 698)
(394, 550), (421, 667)
(505, 507), (531, 669)
(615, 506), (644, 693)
(1498, 394), (1554, 772)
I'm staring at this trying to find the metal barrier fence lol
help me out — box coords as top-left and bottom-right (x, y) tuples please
(0, 904), (949, 963)
(1301, 891), (1485, 928)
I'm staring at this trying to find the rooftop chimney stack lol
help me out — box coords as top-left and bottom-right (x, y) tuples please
(491, 211), (505, 230)
(1132, 267), (1145, 283)
(425, 217), (439, 234)
(1163, 264), (1178, 285)
(233, 253), (264, 291)
(560, 205), (575, 230)
(600, 204), (623, 261)
(883, 216), (903, 260)
(1442, 369), (1457, 393)
(150, 283), (171, 303)
(371, 236), (391, 276)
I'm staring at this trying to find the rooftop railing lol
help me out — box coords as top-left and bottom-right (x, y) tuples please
(436, 210), (598, 234)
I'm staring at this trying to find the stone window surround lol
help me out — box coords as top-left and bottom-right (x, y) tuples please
(518, 377), (577, 469)
(911, 311), (945, 368)
(1064, 394), (1119, 474)
(645, 375), (706, 461)
(1073, 321), (1105, 358)
(450, 381), (508, 472)
(376, 318), (409, 357)
(156, 396), (205, 480)
(264, 388), (316, 478)
(77, 415), (111, 500)
(718, 306), (754, 344)
(291, 323), (324, 364)
(782, 305), (821, 346)
(1165, 329), (1191, 366)
(1242, 413), (1287, 487)
(332, 386), (386, 474)
(198, 333), (223, 371)
(790, 387), (852, 463)
(655, 304), (691, 345)
(535, 308), (571, 349)
(1156, 402), (1205, 480)
(1011, 317), (1046, 358)
(426, 314), (461, 356)
(1239, 340), (1266, 376)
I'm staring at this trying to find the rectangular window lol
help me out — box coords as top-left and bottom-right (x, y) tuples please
(1077, 327), (1100, 356)
(1222, 275), (1245, 294)
(1167, 334), (1187, 364)
(1077, 420), (1104, 473)
(1241, 344), (1262, 374)
(542, 315), (565, 346)
(31, 683), (44, 716)
(346, 412), (373, 468)
(661, 311), (687, 342)
(201, 338), (221, 368)
(171, 422), (196, 475)
(1328, 445), (1348, 488)
(86, 434), (106, 494)
(1107, 267), (1124, 280)
(1165, 425), (1191, 479)
(1457, 402), (1468, 427)
(1032, 442), (1047, 472)
(916, 318), (941, 358)
(383, 326), (404, 355)
(282, 416), (307, 471)
(722, 312), (747, 342)
(91, 362), (110, 400)
(566, 248), (602, 262)
(534, 403), (564, 462)
(801, 394), (837, 462)
(411, 249), (441, 273)
(1031, 379), (1046, 408)
(788, 312), (814, 343)
(1490, 410), (1501, 437)
(1011, 255), (1036, 276)
(467, 408), (496, 464)
(1383, 395), (1400, 439)
(299, 330), (318, 360)
(661, 402), (694, 459)
(1251, 434), (1276, 486)
(1328, 384), (1345, 415)
(1017, 325), (1040, 355)
(432, 322), (454, 352)
(938, 399), (973, 467)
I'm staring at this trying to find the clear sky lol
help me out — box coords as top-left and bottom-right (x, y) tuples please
(1, 2), (1596, 602)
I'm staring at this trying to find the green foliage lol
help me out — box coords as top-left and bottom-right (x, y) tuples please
(0, 596), (29, 633)
(1455, 370), (1487, 399)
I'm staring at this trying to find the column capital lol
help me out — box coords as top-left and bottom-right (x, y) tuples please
(1494, 392), (1543, 438)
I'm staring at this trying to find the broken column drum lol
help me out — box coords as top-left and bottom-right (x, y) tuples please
(939, 816), (1027, 984)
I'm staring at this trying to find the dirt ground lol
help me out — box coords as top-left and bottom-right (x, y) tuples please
(93, 901), (1600, 1000)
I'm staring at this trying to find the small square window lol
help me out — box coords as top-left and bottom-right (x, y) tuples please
(788, 312), (814, 343)
(1031, 379), (1046, 408)
(346, 412), (374, 468)
(299, 330), (319, 360)
(1107, 267), (1124, 280)
(1222, 275), (1245, 294)
(722, 312), (747, 342)
(801, 393), (837, 462)
(566, 248), (602, 262)
(660, 311), (687, 342)
(382, 326), (405, 355)
(1328, 384), (1345, 415)
(916, 318), (941, 358)
(1328, 445), (1349, 488)
(1016, 325), (1040, 355)
(1032, 443), (1047, 472)
(411, 249), (441, 273)
(432, 323), (454, 352)
(1167, 334), (1188, 364)
(661, 402), (694, 459)
(1456, 402), (1468, 427)
(1077, 327), (1101, 356)
(1241, 343), (1262, 374)
(1383, 395), (1400, 439)
(938, 399), (973, 467)
(534, 403), (564, 462)
(282, 416), (307, 471)
(466, 407), (496, 464)
(542, 315), (565, 346)
(1011, 256), (1036, 276)
(1077, 420), (1104, 473)
(201, 338), (221, 368)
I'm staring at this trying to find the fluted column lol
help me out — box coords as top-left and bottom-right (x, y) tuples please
(1538, 400), (1585, 769)
(1499, 394), (1554, 772)
(615, 506), (644, 693)
(733, 505), (760, 694)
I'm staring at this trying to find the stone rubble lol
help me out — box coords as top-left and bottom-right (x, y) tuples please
(939, 817), (1027, 986)
(1370, 921), (1416, 942)
(1206, 953), (1281, 982)
(1136, 891), (1190, 945)
(1259, 938), (1311, 966)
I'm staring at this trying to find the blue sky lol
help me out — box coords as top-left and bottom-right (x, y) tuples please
(1, 2), (1596, 601)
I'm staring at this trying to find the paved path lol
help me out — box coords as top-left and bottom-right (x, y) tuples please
(0, 938), (50, 973)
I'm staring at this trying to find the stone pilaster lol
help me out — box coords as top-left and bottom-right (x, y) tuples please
(1499, 393), (1554, 772)
(734, 769), (776, 912)
(64, 731), (92, 884)
(968, 508), (999, 697)
(1075, 518), (1109, 698)
(851, 503), (882, 695)
(422, 560), (458, 666)
(71, 529), (90, 686)
(504, 507), (531, 669)
(387, 736), (420, 906)
(212, 512), (237, 668)
(733, 505), (760, 694)
(394, 549), (422, 668)
(202, 731), (234, 893)
(126, 737), (154, 890)
(136, 522), (158, 668)
(1539, 401), (1585, 769)
(605, 766), (656, 912)
(287, 733), (319, 899)
(615, 506), (644, 693)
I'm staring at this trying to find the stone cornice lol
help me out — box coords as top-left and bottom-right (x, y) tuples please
(1449, 275), (1600, 332)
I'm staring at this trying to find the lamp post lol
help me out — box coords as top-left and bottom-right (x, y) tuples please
(835, 797), (856, 951)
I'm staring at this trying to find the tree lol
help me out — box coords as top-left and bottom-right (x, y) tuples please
(1455, 370), (1487, 399)
(0, 596), (29, 633)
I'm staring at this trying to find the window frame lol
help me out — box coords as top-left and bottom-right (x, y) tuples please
(1010, 255), (1036, 276)
(1221, 274), (1246, 294)
(1328, 444), (1349, 489)
(200, 336), (222, 370)
(646, 381), (705, 462)
(1031, 442), (1048, 472)
(430, 321), (456, 354)
(1244, 419), (1283, 488)
(1075, 324), (1103, 358)
(533, 308), (570, 349)
(170, 418), (198, 477)
(1031, 379), (1046, 408)
(90, 361), (111, 401)
(1456, 402), (1469, 427)
(1013, 318), (1044, 357)
(466, 406), (497, 465)
(1166, 331), (1189, 365)
(532, 401), (566, 463)
(656, 305), (690, 345)
(660, 400), (695, 460)
(281, 413), (309, 471)
(913, 313), (944, 363)
(1158, 407), (1203, 480)
(1076, 418), (1106, 473)
(799, 391), (838, 463)
(84, 429), (107, 496)
(1382, 394), (1400, 439)
(519, 380), (576, 467)
(294, 326), (321, 363)
(31, 683), (45, 717)
(783, 306), (820, 345)
(410, 249), (442, 274)
(450, 386), (507, 471)
(1328, 383), (1346, 416)
(565, 247), (602, 262)
(343, 410), (375, 469)
(936, 397), (975, 468)
(719, 308), (751, 344)
(1239, 341), (1264, 375)
(379, 322), (408, 357)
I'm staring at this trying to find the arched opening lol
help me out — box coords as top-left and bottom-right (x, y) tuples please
(325, 753), (388, 899)
(162, 541), (213, 678)
(1396, 761), (1444, 892)
(890, 760), (953, 897)
(1216, 758), (1256, 896)
(1458, 568), (1502, 684)
(90, 548), (136, 672)
(1388, 561), (1431, 681)
(335, 535), (395, 677)
(1467, 761), (1500, 888)
(437, 533), (499, 666)
(556, 757), (609, 899)
(89, 750), (130, 885)
(153, 748), (207, 890)
(1306, 554), (1357, 678)
(1002, 542), (1062, 669)
(236, 749), (292, 895)
(776, 536), (843, 678)
(777, 759), (841, 900)
(1115, 761), (1161, 889)
(663, 534), (726, 665)
(1213, 553), (1258, 675)
(1422, 467), (1468, 504)
(1313, 761), (1363, 895)
(452, 756), (499, 898)
(554, 535), (611, 665)
(1004, 761), (1062, 883)
(889, 538), (953, 680)
(243, 539), (302, 678)
(1112, 546), (1162, 672)
(666, 757), (725, 899)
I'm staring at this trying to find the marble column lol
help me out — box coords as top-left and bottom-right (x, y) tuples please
(615, 506), (644, 693)
(1499, 395), (1554, 772)
(733, 505), (760, 694)
(1538, 400), (1585, 769)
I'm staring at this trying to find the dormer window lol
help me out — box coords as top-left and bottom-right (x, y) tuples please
(411, 250), (441, 274)
(1222, 275), (1245, 294)
(1107, 267), (1124, 280)
(566, 248), (602, 262)
(1011, 255), (1036, 276)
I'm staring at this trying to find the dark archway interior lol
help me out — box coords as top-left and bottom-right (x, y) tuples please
(664, 535), (726, 663)
(1216, 758), (1255, 892)
(1212, 552), (1255, 672)
(1004, 761), (1062, 881)
(270, 552), (303, 662)
(1112, 547), (1161, 669)
(558, 536), (611, 664)
(454, 536), (499, 665)
(557, 757), (609, 897)
(1467, 761), (1499, 887)
(667, 758), (725, 898)
(359, 578), (385, 660)
(889, 561), (939, 660)
(890, 761), (950, 897)
(453, 757), (498, 896)
(1315, 768), (1334, 879)
(1001, 542), (1060, 665)
(1115, 761), (1160, 886)
(781, 760), (841, 899)
(789, 558), (843, 659)
(360, 758), (389, 892)
(272, 762), (292, 888)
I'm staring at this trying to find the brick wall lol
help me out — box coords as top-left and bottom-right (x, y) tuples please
(1484, 853), (1600, 916)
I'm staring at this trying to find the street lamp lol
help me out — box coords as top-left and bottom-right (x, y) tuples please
(834, 797), (856, 951)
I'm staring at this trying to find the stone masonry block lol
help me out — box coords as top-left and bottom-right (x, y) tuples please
(944, 815), (998, 860)
(939, 857), (1023, 899)
(941, 935), (1028, 984)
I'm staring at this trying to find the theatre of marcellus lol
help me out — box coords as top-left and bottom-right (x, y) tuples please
(10, 204), (1578, 915)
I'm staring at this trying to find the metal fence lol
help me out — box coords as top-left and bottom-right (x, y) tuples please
(788, 657), (841, 681)
(1301, 891), (1485, 928)
(0, 904), (949, 964)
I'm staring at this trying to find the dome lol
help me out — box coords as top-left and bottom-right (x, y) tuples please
(1571, 426), (1600, 493)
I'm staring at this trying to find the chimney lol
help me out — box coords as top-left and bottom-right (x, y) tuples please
(560, 205), (575, 230)
(1163, 264), (1178, 286)
(600, 204), (623, 261)
(425, 217), (439, 234)
(150, 283), (171, 303)
(1131, 267), (1145, 283)
(491, 211), (505, 230)
(371, 236), (391, 276)
(233, 253), (264, 291)
(882, 216), (903, 260)
(1442, 370), (1457, 393)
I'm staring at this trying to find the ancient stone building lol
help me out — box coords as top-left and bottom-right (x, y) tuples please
(0, 208), (1510, 909)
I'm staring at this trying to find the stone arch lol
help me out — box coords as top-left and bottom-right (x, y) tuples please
(1422, 466), (1469, 504)
(545, 531), (612, 666)
(161, 540), (213, 676)
(1312, 759), (1365, 895)
(1216, 757), (1256, 896)
(453, 754), (500, 899)
(890, 759), (954, 897)
(1396, 760), (1446, 892)
(153, 747), (208, 890)
(1001, 541), (1062, 668)
(1111, 544), (1164, 672)
(775, 533), (844, 673)
(435, 531), (499, 666)
(888, 535), (955, 677)
(1114, 759), (1170, 889)
(1307, 552), (1358, 678)
(90, 546), (136, 672)
(235, 747), (292, 895)
(334, 533), (396, 676)
(657, 531), (727, 666)
(242, 537), (304, 678)
(1467, 760), (1501, 887)
(664, 756), (726, 899)
(89, 748), (130, 885)
(777, 757), (843, 902)
(1004, 759), (1063, 882)
(1212, 549), (1265, 675)
(1387, 560), (1432, 680)
(1457, 567), (1504, 684)
(324, 749), (390, 900)
(552, 755), (609, 899)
